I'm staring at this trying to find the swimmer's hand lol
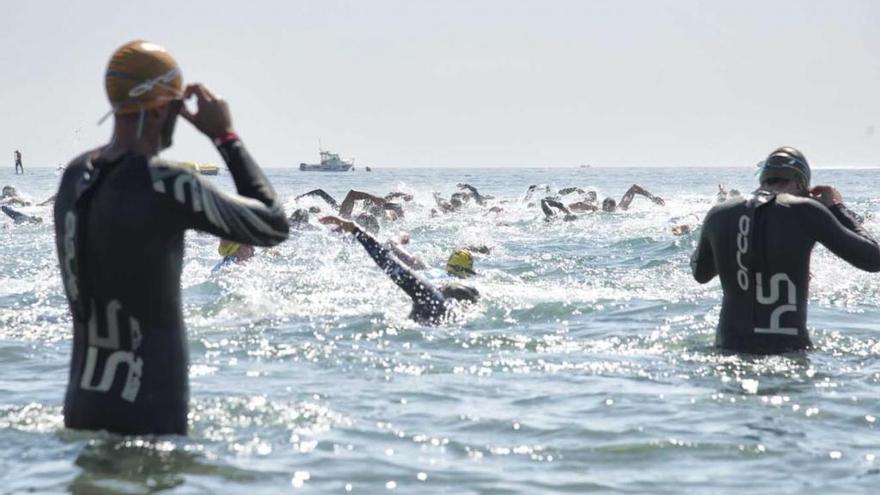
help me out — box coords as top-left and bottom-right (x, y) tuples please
(320, 216), (357, 233)
(652, 196), (666, 206)
(810, 185), (843, 207)
(181, 84), (235, 139)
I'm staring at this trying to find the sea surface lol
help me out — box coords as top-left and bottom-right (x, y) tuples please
(1, 166), (879, 494)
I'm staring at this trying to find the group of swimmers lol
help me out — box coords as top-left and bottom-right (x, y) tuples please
(38, 40), (880, 436)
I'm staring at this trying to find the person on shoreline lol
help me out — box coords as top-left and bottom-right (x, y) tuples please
(320, 215), (479, 324)
(691, 146), (880, 353)
(14, 150), (23, 174)
(53, 40), (289, 436)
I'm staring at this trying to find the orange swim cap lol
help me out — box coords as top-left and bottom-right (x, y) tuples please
(105, 40), (183, 115)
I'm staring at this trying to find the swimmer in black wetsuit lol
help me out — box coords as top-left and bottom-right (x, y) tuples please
(691, 147), (880, 353)
(541, 198), (579, 221)
(600, 184), (665, 212)
(53, 41), (289, 435)
(456, 183), (494, 205)
(320, 216), (479, 324)
(1, 205), (42, 224)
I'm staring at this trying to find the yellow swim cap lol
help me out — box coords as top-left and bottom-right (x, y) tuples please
(218, 240), (241, 257)
(105, 40), (183, 115)
(446, 249), (476, 278)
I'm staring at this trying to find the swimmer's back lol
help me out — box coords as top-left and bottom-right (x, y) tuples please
(694, 193), (880, 353)
(55, 147), (288, 435)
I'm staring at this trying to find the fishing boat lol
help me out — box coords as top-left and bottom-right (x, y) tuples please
(299, 150), (356, 172)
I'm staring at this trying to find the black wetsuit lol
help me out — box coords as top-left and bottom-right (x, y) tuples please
(352, 227), (450, 323)
(691, 191), (880, 353)
(1, 205), (41, 224)
(53, 139), (289, 435)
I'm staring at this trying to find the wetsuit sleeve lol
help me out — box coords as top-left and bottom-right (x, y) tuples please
(801, 201), (880, 272)
(690, 210), (717, 283)
(149, 140), (289, 246)
(353, 228), (445, 305)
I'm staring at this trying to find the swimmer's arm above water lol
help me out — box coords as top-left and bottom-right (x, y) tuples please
(457, 183), (492, 204)
(296, 189), (339, 209)
(320, 216), (444, 305)
(339, 190), (386, 219)
(802, 186), (880, 272)
(619, 184), (665, 210)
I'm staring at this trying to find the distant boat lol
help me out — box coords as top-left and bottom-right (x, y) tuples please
(300, 150), (356, 172)
(365, 166), (372, 172)
(178, 161), (220, 175)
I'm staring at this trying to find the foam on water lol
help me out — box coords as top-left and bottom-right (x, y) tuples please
(1, 167), (879, 493)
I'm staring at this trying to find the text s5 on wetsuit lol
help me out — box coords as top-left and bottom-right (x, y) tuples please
(53, 139), (289, 435)
(691, 192), (880, 353)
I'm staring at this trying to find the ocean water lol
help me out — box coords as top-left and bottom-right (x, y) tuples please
(1, 165), (879, 494)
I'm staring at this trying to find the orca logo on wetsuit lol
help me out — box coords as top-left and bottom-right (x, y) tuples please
(80, 299), (144, 402)
(736, 214), (750, 291)
(735, 212), (798, 335)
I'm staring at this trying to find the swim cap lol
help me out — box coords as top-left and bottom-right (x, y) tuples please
(289, 208), (310, 224)
(602, 198), (616, 212)
(355, 213), (380, 234)
(446, 249), (476, 278)
(758, 147), (811, 187)
(440, 282), (480, 303)
(218, 240), (241, 257)
(105, 40), (183, 115)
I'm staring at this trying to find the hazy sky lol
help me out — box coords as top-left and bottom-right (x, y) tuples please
(2, 0), (878, 167)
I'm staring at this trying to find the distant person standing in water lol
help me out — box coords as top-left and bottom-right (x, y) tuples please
(53, 40), (289, 435)
(691, 146), (880, 354)
(14, 150), (23, 174)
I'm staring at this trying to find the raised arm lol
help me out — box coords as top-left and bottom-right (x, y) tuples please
(320, 216), (444, 305)
(152, 84), (288, 246)
(296, 189), (339, 209)
(150, 140), (289, 246)
(339, 190), (385, 218)
(457, 183), (491, 204)
(619, 184), (665, 210)
(801, 187), (880, 272)
(541, 198), (570, 218)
